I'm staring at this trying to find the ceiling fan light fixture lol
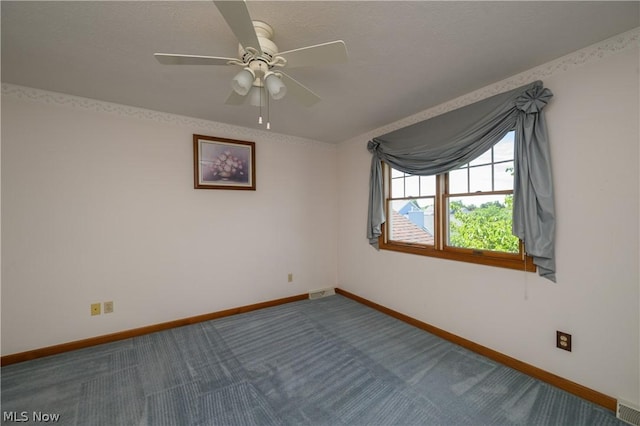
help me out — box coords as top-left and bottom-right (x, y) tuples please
(264, 72), (287, 100)
(231, 67), (255, 96)
(248, 86), (266, 107)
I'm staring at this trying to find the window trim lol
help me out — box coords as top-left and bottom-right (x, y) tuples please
(380, 163), (536, 273)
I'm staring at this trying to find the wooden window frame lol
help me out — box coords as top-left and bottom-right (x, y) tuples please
(380, 164), (536, 273)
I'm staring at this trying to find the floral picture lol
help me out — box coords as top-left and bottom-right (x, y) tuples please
(193, 135), (256, 190)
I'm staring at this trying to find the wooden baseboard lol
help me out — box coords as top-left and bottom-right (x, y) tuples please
(334, 288), (617, 412)
(1, 293), (308, 367)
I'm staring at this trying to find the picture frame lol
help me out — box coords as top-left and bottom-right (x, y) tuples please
(193, 134), (256, 190)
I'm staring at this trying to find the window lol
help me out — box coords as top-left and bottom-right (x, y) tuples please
(382, 132), (535, 271)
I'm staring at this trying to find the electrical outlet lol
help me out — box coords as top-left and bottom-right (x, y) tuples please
(91, 303), (101, 316)
(556, 331), (572, 352)
(104, 301), (114, 314)
(288, 273), (293, 283)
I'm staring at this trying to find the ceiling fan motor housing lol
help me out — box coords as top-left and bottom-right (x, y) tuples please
(238, 21), (278, 64)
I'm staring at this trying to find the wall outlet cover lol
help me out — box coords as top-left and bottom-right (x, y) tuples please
(556, 331), (572, 352)
(91, 303), (101, 316)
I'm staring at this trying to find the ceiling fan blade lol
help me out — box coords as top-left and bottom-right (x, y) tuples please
(225, 90), (247, 105)
(213, 0), (262, 54)
(154, 53), (236, 66)
(279, 72), (321, 107)
(278, 40), (347, 69)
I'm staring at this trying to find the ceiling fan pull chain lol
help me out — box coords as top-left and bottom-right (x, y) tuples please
(258, 63), (263, 124)
(267, 91), (271, 130)
(258, 87), (263, 124)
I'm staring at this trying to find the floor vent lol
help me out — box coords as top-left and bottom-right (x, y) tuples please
(308, 288), (335, 300)
(618, 400), (640, 426)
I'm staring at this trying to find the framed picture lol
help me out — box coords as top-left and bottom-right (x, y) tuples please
(193, 134), (256, 190)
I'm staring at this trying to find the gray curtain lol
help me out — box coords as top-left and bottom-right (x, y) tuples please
(367, 80), (556, 281)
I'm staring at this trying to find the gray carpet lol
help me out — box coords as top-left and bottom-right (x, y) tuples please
(1, 294), (624, 425)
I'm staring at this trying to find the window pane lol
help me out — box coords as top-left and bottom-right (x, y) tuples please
(391, 168), (405, 178)
(388, 198), (434, 245)
(469, 149), (492, 166)
(494, 134), (514, 162)
(449, 168), (468, 194)
(447, 194), (518, 253)
(469, 165), (492, 192)
(419, 175), (436, 196)
(391, 178), (404, 198)
(405, 175), (420, 197)
(494, 161), (514, 191)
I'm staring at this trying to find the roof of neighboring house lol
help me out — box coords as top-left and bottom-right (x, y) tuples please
(398, 200), (421, 215)
(389, 210), (434, 245)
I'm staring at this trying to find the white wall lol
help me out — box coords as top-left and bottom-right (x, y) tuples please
(1, 93), (338, 355)
(337, 46), (640, 404)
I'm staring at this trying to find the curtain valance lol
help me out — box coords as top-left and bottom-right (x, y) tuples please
(367, 80), (556, 281)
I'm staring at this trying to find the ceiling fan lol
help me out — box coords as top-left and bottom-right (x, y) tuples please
(154, 0), (348, 109)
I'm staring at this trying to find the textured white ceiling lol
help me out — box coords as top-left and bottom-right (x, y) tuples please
(2, 1), (638, 143)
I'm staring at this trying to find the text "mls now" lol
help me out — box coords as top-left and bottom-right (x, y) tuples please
(3, 411), (61, 423)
